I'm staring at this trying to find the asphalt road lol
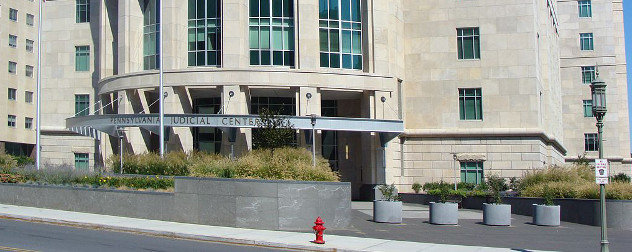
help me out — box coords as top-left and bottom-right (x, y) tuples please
(0, 218), (288, 252)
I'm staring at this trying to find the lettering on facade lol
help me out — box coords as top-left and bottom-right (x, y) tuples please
(109, 116), (262, 128)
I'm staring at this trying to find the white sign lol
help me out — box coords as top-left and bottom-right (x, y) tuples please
(595, 159), (609, 185)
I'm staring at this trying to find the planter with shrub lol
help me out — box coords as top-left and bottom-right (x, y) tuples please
(482, 175), (511, 226)
(373, 184), (403, 223)
(532, 188), (560, 226)
(429, 188), (461, 225)
(412, 182), (422, 193)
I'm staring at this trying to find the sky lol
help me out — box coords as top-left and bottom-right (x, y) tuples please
(625, 1), (632, 150)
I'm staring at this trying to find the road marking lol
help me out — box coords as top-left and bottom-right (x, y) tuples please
(0, 246), (39, 252)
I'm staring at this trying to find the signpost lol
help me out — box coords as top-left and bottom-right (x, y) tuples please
(595, 159), (609, 185)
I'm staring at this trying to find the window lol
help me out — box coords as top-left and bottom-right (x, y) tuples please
(250, 97), (297, 149)
(9, 34), (17, 48)
(75, 94), (90, 116)
(585, 133), (599, 151)
(249, 0), (295, 66)
(319, 0), (362, 69)
(24, 117), (32, 129)
(74, 153), (89, 170)
(8, 61), (17, 74)
(459, 88), (483, 120)
(321, 100), (338, 170)
(25, 91), (33, 103)
(8, 88), (17, 101)
(76, 0), (90, 23)
(458, 28), (480, 59)
(9, 8), (17, 22)
(75, 46), (90, 71)
(188, 0), (221, 67)
(460, 162), (484, 184)
(26, 13), (34, 26)
(26, 39), (34, 52)
(583, 100), (593, 117)
(582, 66), (595, 84)
(8, 115), (16, 128)
(580, 33), (593, 50)
(25, 65), (33, 78)
(143, 0), (160, 70)
(193, 98), (222, 154)
(578, 0), (592, 17)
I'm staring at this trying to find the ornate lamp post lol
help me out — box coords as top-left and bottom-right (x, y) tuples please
(590, 70), (608, 252)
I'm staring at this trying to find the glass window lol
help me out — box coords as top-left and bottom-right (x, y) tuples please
(583, 100), (593, 117)
(76, 0), (90, 23)
(459, 88), (483, 120)
(8, 61), (17, 74)
(143, 0), (160, 70)
(321, 100), (338, 171)
(9, 8), (17, 22)
(26, 39), (34, 52)
(8, 115), (16, 128)
(458, 28), (480, 59)
(25, 65), (33, 78)
(578, 0), (592, 17)
(9, 35), (17, 48)
(75, 46), (90, 71)
(74, 153), (89, 170)
(25, 117), (33, 129)
(582, 66), (595, 84)
(8, 88), (17, 101)
(319, 0), (362, 69)
(75, 94), (90, 116)
(25, 91), (33, 103)
(580, 33), (593, 50)
(26, 13), (34, 26)
(460, 161), (483, 185)
(193, 98), (222, 154)
(585, 133), (598, 151)
(188, 0), (222, 67)
(249, 0), (295, 66)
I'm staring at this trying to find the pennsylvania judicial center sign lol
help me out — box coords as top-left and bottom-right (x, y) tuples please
(109, 115), (264, 128)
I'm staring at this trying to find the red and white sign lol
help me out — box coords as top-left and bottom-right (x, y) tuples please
(595, 159), (609, 185)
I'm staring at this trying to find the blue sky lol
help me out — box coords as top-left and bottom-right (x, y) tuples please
(625, 1), (632, 149)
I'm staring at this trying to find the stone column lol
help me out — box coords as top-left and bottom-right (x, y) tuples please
(296, 0), (319, 69)
(222, 86), (251, 156)
(223, 0), (249, 68)
(117, 0), (143, 74)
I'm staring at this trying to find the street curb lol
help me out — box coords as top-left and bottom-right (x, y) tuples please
(0, 213), (355, 252)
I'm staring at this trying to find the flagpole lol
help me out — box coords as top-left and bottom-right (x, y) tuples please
(158, 0), (164, 158)
(35, 0), (43, 170)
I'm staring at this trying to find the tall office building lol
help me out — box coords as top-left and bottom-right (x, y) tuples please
(14, 0), (632, 199)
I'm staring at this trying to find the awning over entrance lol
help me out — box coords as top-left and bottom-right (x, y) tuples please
(66, 114), (404, 142)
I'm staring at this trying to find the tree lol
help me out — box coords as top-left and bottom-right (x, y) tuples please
(252, 108), (295, 150)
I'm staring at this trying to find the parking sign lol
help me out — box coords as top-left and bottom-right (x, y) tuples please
(595, 159), (609, 184)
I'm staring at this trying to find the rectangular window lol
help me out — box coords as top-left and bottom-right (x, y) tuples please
(187, 0), (222, 67)
(583, 100), (593, 117)
(8, 115), (16, 128)
(75, 94), (90, 116)
(25, 117), (33, 129)
(9, 34), (17, 48)
(25, 91), (33, 103)
(249, 0), (295, 67)
(9, 8), (17, 22)
(143, 0), (160, 70)
(578, 0), (592, 17)
(8, 88), (17, 101)
(25, 65), (33, 78)
(318, 0), (362, 69)
(26, 39), (34, 52)
(458, 28), (480, 59)
(585, 133), (599, 151)
(76, 0), (90, 23)
(580, 33), (593, 50)
(321, 100), (338, 170)
(74, 153), (89, 170)
(460, 161), (483, 185)
(459, 88), (483, 120)
(75, 46), (90, 71)
(26, 13), (34, 26)
(8, 61), (17, 74)
(582, 66), (595, 84)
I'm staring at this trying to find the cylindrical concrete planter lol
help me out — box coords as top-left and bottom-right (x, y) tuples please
(483, 203), (511, 226)
(533, 204), (561, 226)
(373, 200), (403, 223)
(429, 202), (458, 225)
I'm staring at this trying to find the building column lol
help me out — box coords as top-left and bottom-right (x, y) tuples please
(222, 85), (250, 156)
(298, 87), (321, 153)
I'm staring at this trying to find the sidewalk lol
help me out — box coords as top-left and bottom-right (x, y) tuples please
(0, 203), (549, 252)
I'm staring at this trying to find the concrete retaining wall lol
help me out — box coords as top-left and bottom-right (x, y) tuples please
(400, 193), (632, 229)
(0, 177), (351, 231)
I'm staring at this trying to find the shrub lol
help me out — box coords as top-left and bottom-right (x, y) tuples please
(377, 184), (400, 201)
(108, 152), (188, 176)
(0, 174), (23, 183)
(611, 173), (631, 183)
(427, 188), (467, 203)
(486, 174), (507, 204)
(13, 156), (34, 166)
(519, 164), (593, 191)
(0, 153), (18, 172)
(422, 181), (475, 192)
(411, 182), (422, 193)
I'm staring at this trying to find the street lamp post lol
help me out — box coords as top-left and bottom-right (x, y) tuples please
(590, 70), (608, 252)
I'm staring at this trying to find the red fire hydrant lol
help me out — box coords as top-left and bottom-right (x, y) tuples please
(312, 216), (326, 244)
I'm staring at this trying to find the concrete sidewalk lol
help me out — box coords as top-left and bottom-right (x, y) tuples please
(0, 204), (550, 252)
